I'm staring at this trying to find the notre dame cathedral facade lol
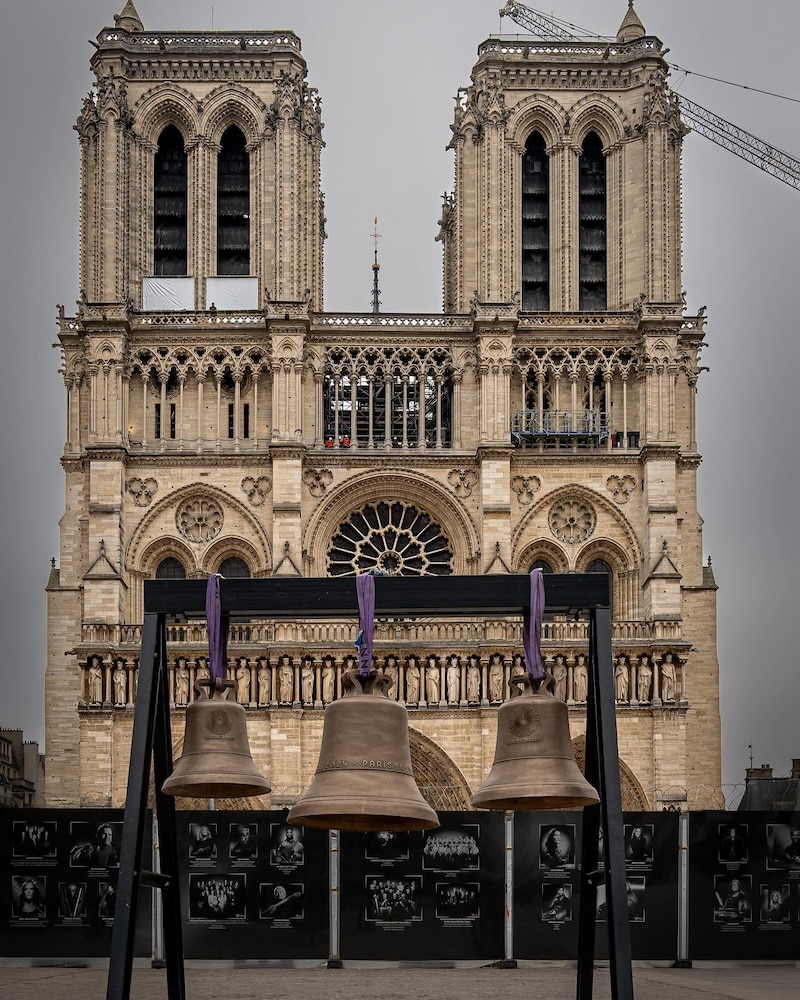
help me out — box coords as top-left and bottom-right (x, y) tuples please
(46, 2), (721, 811)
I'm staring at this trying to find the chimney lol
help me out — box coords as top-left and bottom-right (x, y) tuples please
(791, 759), (800, 781)
(745, 764), (773, 781)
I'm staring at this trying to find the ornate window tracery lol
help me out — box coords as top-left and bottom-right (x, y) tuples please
(579, 131), (607, 310)
(154, 125), (188, 276)
(326, 501), (454, 577)
(217, 125), (250, 275)
(218, 556), (250, 578)
(155, 556), (186, 579)
(521, 131), (549, 311)
(323, 346), (453, 449)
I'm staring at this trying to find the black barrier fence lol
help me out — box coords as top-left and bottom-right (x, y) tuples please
(1, 808), (798, 962)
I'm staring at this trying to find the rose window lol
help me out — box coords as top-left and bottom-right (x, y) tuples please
(327, 501), (453, 576)
(548, 497), (596, 544)
(176, 498), (224, 543)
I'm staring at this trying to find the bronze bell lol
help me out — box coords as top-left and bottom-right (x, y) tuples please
(162, 679), (271, 798)
(287, 670), (439, 831)
(472, 674), (600, 811)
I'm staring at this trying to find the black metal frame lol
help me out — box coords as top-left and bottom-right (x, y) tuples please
(106, 573), (633, 1000)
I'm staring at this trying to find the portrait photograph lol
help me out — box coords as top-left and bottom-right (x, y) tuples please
(12, 876), (46, 919)
(69, 821), (122, 869)
(98, 881), (117, 920)
(58, 880), (87, 919)
(717, 823), (748, 864)
(364, 829), (410, 863)
(435, 881), (479, 920)
(188, 874), (246, 920)
(759, 884), (790, 923)
(269, 823), (305, 867)
(229, 822), (258, 860)
(766, 825), (800, 870)
(542, 883), (572, 922)
(539, 824), (575, 870)
(713, 874), (752, 924)
(365, 875), (423, 922)
(422, 825), (479, 870)
(595, 877), (645, 922)
(259, 882), (304, 920)
(12, 821), (57, 859)
(624, 824), (654, 865)
(188, 823), (218, 861)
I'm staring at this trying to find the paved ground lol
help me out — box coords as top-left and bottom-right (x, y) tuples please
(0, 962), (798, 1000)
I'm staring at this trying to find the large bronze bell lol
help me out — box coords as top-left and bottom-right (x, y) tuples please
(162, 679), (271, 798)
(288, 670), (439, 831)
(472, 674), (600, 810)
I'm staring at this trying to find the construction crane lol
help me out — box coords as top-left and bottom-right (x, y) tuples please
(499, 2), (800, 192)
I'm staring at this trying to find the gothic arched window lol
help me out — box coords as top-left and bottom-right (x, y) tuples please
(218, 556), (250, 578)
(217, 126), (250, 275)
(522, 131), (549, 311)
(155, 556), (186, 579)
(530, 559), (553, 574)
(579, 131), (606, 311)
(154, 126), (187, 276)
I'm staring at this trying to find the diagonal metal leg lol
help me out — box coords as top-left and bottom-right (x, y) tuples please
(107, 613), (164, 1000)
(151, 619), (186, 1000)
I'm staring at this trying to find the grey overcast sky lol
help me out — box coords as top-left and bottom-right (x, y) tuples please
(1, 1), (797, 799)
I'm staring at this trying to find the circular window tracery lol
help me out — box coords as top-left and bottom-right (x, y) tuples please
(327, 501), (453, 577)
(177, 497), (224, 543)
(548, 497), (596, 544)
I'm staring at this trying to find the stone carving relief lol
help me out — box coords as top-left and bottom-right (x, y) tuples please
(176, 497), (224, 543)
(606, 474), (637, 504)
(241, 476), (272, 506)
(126, 477), (158, 507)
(303, 467), (334, 498)
(511, 474), (542, 505)
(548, 497), (596, 544)
(447, 468), (478, 498)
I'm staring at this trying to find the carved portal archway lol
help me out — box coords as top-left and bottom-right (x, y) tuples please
(572, 735), (649, 810)
(409, 728), (472, 811)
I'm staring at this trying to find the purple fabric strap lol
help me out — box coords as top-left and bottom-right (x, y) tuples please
(355, 573), (376, 676)
(205, 573), (227, 685)
(522, 568), (545, 681)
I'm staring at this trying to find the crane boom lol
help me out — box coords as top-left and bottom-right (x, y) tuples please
(499, 1), (800, 192)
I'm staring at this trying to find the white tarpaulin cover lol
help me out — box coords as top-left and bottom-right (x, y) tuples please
(142, 277), (195, 311)
(206, 276), (259, 311)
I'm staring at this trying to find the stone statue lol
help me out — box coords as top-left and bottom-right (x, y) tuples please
(614, 657), (629, 702)
(89, 659), (103, 703)
(660, 653), (676, 702)
(426, 657), (440, 704)
(321, 658), (335, 704)
(196, 659), (211, 693)
(301, 660), (314, 704)
(552, 655), (568, 702)
(383, 656), (398, 700)
(405, 657), (420, 705)
(175, 661), (189, 704)
(113, 663), (126, 705)
(446, 656), (460, 704)
(637, 656), (652, 703)
(573, 655), (588, 703)
(279, 656), (294, 704)
(257, 661), (270, 704)
(236, 663), (250, 704)
(489, 654), (504, 703)
(467, 656), (481, 704)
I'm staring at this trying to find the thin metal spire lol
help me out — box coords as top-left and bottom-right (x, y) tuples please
(370, 216), (381, 314)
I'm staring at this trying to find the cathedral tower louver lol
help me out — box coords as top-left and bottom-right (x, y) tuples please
(46, 2), (720, 811)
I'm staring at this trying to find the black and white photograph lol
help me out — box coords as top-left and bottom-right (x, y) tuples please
(58, 880), (87, 919)
(270, 824), (305, 867)
(625, 825), (654, 865)
(229, 823), (258, 860)
(11, 876), (47, 919)
(539, 825), (576, 870)
(12, 821), (57, 859)
(188, 823), (218, 861)
(713, 874), (752, 924)
(596, 877), (645, 923)
(98, 881), (117, 920)
(365, 876), (423, 922)
(69, 821), (121, 869)
(766, 825), (800, 870)
(435, 882), (479, 921)
(759, 884), (790, 923)
(422, 826), (479, 870)
(259, 883), (304, 921)
(364, 830), (410, 863)
(717, 824), (748, 864)
(188, 874), (246, 921)
(541, 883), (572, 923)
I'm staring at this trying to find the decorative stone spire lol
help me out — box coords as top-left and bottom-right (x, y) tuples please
(114, 1), (143, 32)
(616, 1), (645, 43)
(370, 217), (382, 314)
